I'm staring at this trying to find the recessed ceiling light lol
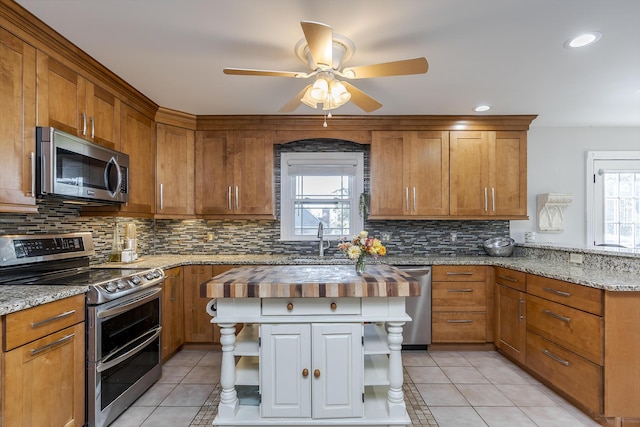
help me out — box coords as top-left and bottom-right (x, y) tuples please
(564, 32), (602, 48)
(473, 105), (491, 112)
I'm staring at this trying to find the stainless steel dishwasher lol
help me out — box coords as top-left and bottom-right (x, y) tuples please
(395, 266), (432, 349)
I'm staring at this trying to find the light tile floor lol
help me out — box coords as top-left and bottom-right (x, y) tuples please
(110, 349), (601, 427)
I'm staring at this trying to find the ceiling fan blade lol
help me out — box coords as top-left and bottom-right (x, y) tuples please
(224, 68), (306, 78)
(301, 21), (333, 69)
(343, 57), (428, 79)
(342, 82), (382, 112)
(279, 85), (312, 113)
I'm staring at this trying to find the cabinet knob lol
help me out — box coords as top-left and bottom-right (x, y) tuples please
(330, 302), (337, 310)
(302, 368), (309, 377)
(287, 302), (294, 311)
(314, 369), (321, 378)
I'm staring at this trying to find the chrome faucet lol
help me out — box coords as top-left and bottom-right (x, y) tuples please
(317, 222), (330, 256)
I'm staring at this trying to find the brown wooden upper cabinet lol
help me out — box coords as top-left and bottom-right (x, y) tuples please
(370, 131), (450, 218)
(450, 130), (527, 218)
(156, 123), (194, 217)
(195, 130), (274, 219)
(118, 103), (155, 216)
(36, 52), (120, 150)
(0, 27), (37, 213)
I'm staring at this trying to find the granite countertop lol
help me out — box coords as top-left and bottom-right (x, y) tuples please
(3, 251), (639, 317)
(202, 264), (421, 298)
(0, 285), (88, 316)
(99, 253), (640, 292)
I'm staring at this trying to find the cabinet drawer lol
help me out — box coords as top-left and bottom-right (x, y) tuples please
(262, 298), (361, 316)
(432, 282), (486, 311)
(433, 265), (486, 282)
(432, 312), (486, 343)
(527, 295), (603, 365)
(526, 331), (602, 414)
(495, 267), (526, 292)
(527, 274), (602, 315)
(4, 295), (85, 351)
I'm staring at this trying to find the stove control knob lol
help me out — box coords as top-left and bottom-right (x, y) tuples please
(153, 270), (161, 279)
(105, 282), (118, 293)
(130, 275), (142, 286)
(145, 272), (154, 280)
(117, 280), (127, 290)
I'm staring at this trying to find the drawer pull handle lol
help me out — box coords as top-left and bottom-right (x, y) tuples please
(447, 288), (473, 293)
(542, 349), (570, 366)
(446, 272), (474, 276)
(302, 368), (309, 377)
(287, 302), (294, 311)
(31, 333), (75, 356)
(497, 274), (518, 283)
(330, 302), (337, 310)
(542, 309), (571, 323)
(31, 310), (76, 328)
(446, 319), (474, 323)
(314, 369), (321, 378)
(543, 287), (571, 297)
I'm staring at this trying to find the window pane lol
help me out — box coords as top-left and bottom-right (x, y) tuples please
(603, 172), (640, 248)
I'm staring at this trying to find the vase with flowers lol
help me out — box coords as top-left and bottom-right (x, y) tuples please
(338, 230), (387, 275)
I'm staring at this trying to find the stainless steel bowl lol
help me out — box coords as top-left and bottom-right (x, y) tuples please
(483, 237), (515, 257)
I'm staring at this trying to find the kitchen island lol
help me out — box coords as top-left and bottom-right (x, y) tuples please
(202, 264), (420, 427)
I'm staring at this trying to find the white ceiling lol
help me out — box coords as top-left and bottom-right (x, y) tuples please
(15, 0), (640, 127)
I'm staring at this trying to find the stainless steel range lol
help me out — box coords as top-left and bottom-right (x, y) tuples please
(0, 232), (164, 427)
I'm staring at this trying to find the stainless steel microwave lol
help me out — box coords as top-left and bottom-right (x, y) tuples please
(36, 127), (129, 205)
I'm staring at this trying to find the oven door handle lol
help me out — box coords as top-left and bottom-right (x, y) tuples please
(97, 287), (162, 320)
(97, 326), (162, 373)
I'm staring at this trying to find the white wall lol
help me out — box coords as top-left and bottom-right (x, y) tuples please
(510, 126), (640, 247)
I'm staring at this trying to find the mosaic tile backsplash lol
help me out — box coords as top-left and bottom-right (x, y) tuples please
(0, 139), (510, 262)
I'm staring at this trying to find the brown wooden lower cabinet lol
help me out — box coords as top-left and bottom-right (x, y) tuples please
(526, 331), (602, 414)
(1, 295), (85, 427)
(162, 266), (184, 361)
(183, 264), (216, 343)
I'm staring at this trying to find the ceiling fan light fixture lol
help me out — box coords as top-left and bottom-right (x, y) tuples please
(309, 77), (329, 101)
(329, 79), (351, 106)
(300, 86), (319, 108)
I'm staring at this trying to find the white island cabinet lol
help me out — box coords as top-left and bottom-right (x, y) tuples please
(202, 264), (420, 427)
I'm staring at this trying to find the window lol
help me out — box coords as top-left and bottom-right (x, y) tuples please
(587, 151), (640, 248)
(280, 152), (364, 241)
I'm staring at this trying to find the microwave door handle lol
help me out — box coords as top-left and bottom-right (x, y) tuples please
(104, 156), (123, 197)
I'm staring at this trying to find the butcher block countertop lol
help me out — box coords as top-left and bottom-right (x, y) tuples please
(202, 264), (421, 298)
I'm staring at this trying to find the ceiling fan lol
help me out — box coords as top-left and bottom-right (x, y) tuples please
(223, 21), (429, 114)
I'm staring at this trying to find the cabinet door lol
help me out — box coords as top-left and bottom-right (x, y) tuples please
(183, 265), (215, 343)
(261, 324), (312, 418)
(120, 103), (155, 215)
(195, 130), (232, 215)
(409, 131), (450, 216)
(162, 267), (184, 361)
(311, 323), (363, 419)
(4, 322), (85, 426)
(0, 28), (37, 212)
(156, 123), (195, 216)
(370, 131), (406, 217)
(231, 130), (274, 216)
(85, 83), (120, 149)
(496, 284), (526, 363)
(449, 130), (491, 216)
(491, 131), (527, 216)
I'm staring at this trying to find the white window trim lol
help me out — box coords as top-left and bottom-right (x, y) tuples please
(586, 150), (640, 246)
(280, 152), (364, 241)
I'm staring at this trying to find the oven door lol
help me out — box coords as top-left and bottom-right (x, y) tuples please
(87, 286), (162, 427)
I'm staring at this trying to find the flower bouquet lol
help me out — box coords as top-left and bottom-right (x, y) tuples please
(337, 230), (387, 275)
